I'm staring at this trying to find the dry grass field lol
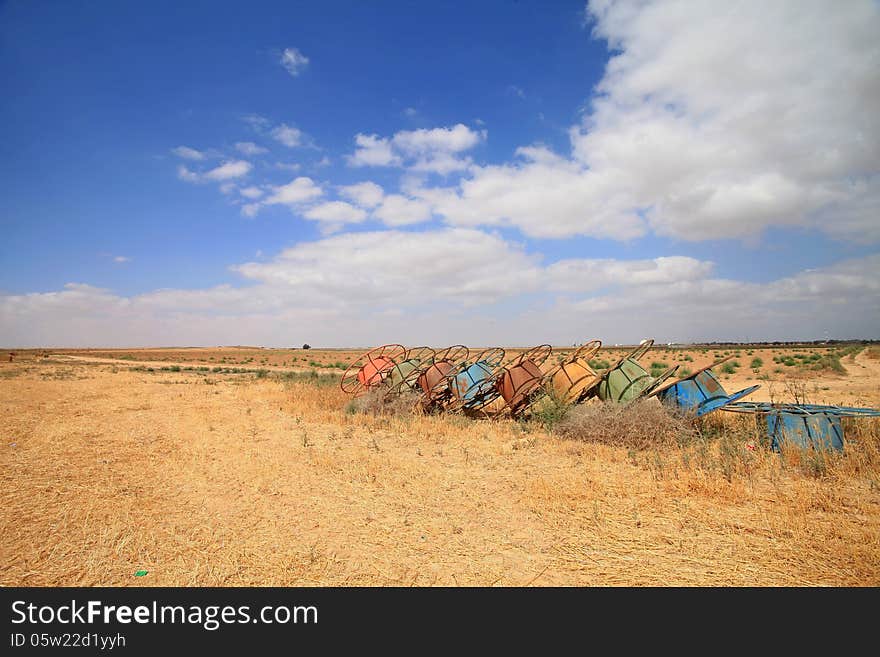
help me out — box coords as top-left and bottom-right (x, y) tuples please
(1, 344), (879, 586)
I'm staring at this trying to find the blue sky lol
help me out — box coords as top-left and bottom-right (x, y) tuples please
(1, 0), (878, 347)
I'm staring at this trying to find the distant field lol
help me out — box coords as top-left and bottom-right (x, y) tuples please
(1, 343), (879, 585)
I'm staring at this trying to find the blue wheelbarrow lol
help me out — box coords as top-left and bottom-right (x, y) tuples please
(652, 356), (759, 416)
(722, 402), (880, 451)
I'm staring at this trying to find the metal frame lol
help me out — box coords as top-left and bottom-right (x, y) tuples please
(446, 347), (506, 413)
(382, 346), (436, 399)
(339, 344), (406, 397)
(649, 355), (758, 416)
(542, 339), (604, 405)
(415, 345), (470, 410)
(722, 402), (880, 451)
(491, 345), (553, 418)
(597, 339), (679, 404)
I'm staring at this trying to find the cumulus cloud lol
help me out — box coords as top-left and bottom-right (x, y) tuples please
(339, 181), (384, 208)
(241, 203), (261, 218)
(303, 201), (367, 225)
(544, 255), (714, 293)
(235, 141), (268, 156)
(280, 47), (309, 77)
(346, 134), (401, 167)
(402, 0), (880, 243)
(393, 124), (484, 156)
(177, 161), (252, 184)
(562, 0), (880, 242)
(272, 124), (303, 148)
(171, 146), (205, 160)
(242, 114), (271, 131)
(176, 165), (201, 183)
(3, 234), (877, 347)
(232, 228), (540, 306)
(406, 146), (644, 239)
(239, 186), (264, 199)
(203, 160), (252, 181)
(346, 124), (485, 173)
(373, 195), (432, 226)
(263, 177), (323, 207)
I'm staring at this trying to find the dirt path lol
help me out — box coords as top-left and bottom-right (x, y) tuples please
(721, 348), (880, 406)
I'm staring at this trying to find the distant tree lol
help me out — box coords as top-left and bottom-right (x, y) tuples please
(302, 343), (311, 350)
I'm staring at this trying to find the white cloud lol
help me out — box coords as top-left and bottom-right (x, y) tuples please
(263, 176), (323, 207)
(400, 0), (880, 243)
(219, 182), (236, 195)
(338, 181), (384, 208)
(171, 146), (205, 160)
(576, 0), (880, 242)
(373, 194), (432, 226)
(275, 162), (301, 172)
(280, 47), (309, 77)
(239, 186), (264, 200)
(241, 203), (261, 218)
(178, 161), (252, 184)
(112, 256), (130, 264)
(346, 134), (400, 167)
(242, 114), (271, 131)
(272, 124), (303, 148)
(177, 165), (201, 183)
(392, 124), (484, 155)
(233, 228), (539, 306)
(3, 238), (877, 347)
(235, 142), (268, 156)
(203, 160), (252, 181)
(544, 256), (714, 293)
(406, 146), (644, 239)
(345, 124), (485, 173)
(507, 85), (526, 99)
(303, 201), (367, 225)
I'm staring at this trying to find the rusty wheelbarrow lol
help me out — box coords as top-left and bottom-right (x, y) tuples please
(489, 345), (554, 418)
(415, 345), (469, 412)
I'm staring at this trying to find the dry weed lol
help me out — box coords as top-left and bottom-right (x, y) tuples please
(554, 399), (698, 449)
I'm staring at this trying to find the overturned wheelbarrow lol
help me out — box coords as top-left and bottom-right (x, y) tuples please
(382, 346), (436, 399)
(596, 339), (679, 404)
(340, 344), (406, 397)
(722, 402), (880, 451)
(492, 345), (553, 418)
(543, 340), (604, 405)
(446, 348), (506, 414)
(416, 345), (469, 411)
(652, 356), (759, 417)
